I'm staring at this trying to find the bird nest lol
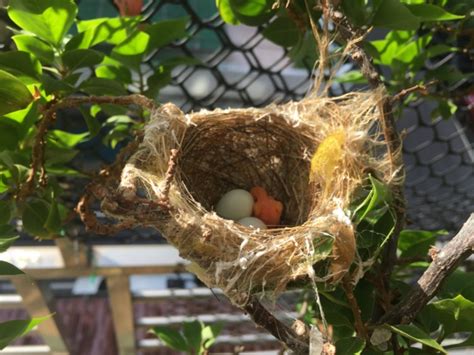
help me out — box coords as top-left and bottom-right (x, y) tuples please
(94, 86), (400, 305)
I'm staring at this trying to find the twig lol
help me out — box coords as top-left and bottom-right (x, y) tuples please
(243, 296), (309, 354)
(391, 80), (438, 103)
(17, 94), (156, 201)
(342, 277), (369, 341)
(380, 213), (474, 325)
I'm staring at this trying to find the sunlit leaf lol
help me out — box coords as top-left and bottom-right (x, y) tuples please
(151, 327), (188, 351)
(12, 34), (55, 64)
(0, 70), (34, 116)
(0, 316), (51, 349)
(388, 324), (447, 354)
(216, 0), (240, 25)
(8, 0), (77, 47)
(407, 4), (464, 21)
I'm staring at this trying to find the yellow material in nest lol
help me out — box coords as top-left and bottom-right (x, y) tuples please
(101, 86), (401, 305)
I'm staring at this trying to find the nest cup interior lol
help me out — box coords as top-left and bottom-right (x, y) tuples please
(176, 112), (315, 226)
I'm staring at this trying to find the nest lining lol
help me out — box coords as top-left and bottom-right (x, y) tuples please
(108, 87), (398, 304)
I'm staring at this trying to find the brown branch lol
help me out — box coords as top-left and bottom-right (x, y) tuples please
(243, 296), (309, 354)
(342, 277), (369, 341)
(17, 94), (156, 201)
(379, 213), (474, 325)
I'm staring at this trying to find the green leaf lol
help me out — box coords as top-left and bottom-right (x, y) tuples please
(202, 323), (222, 349)
(428, 295), (474, 336)
(353, 175), (392, 224)
(80, 77), (128, 96)
(95, 64), (132, 84)
(372, 0), (420, 30)
(62, 49), (104, 71)
(146, 17), (189, 49)
(342, 0), (368, 26)
(12, 34), (55, 64)
(160, 56), (202, 70)
(0, 201), (13, 225)
(0, 236), (19, 253)
(440, 271), (474, 301)
(41, 75), (74, 96)
(229, 0), (268, 16)
(398, 229), (446, 259)
(407, 4), (464, 21)
(0, 316), (50, 349)
(183, 321), (203, 352)
(0, 261), (24, 276)
(3, 102), (39, 139)
(8, 0), (78, 47)
(151, 327), (188, 352)
(79, 107), (101, 138)
(0, 70), (33, 116)
(68, 17), (140, 49)
(0, 51), (42, 84)
(47, 130), (88, 148)
(216, 0), (240, 25)
(113, 30), (150, 57)
(335, 337), (365, 355)
(22, 199), (50, 238)
(0, 223), (19, 252)
(44, 199), (61, 234)
(0, 120), (21, 151)
(145, 68), (172, 98)
(335, 70), (367, 84)
(387, 324), (447, 354)
(262, 16), (301, 48)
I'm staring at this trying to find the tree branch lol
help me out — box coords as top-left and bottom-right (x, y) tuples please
(380, 213), (474, 325)
(243, 296), (309, 354)
(17, 94), (156, 201)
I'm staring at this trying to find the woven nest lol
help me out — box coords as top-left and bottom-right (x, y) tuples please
(98, 86), (400, 305)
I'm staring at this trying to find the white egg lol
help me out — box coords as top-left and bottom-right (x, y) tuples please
(215, 189), (254, 220)
(238, 217), (267, 229)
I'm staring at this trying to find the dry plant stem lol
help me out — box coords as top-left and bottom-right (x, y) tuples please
(243, 297), (309, 354)
(380, 213), (474, 325)
(17, 94), (156, 201)
(391, 80), (438, 103)
(342, 277), (368, 341)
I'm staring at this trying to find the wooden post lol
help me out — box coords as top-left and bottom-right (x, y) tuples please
(11, 275), (70, 355)
(106, 275), (136, 355)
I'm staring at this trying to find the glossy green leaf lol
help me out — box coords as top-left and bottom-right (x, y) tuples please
(0, 316), (50, 349)
(262, 16), (301, 48)
(0, 70), (34, 116)
(22, 199), (50, 238)
(216, 0), (240, 25)
(202, 323), (222, 349)
(230, 0), (268, 16)
(3, 102), (39, 139)
(80, 78), (127, 96)
(151, 327), (188, 352)
(41, 75), (74, 96)
(0, 51), (42, 84)
(429, 295), (474, 336)
(113, 30), (150, 57)
(398, 229), (446, 259)
(388, 324), (447, 354)
(0, 261), (24, 276)
(12, 35), (55, 64)
(335, 337), (365, 355)
(47, 130), (89, 148)
(0, 201), (13, 225)
(69, 17), (141, 49)
(183, 320), (203, 352)
(62, 49), (104, 71)
(407, 4), (464, 21)
(146, 17), (189, 49)
(8, 0), (78, 47)
(372, 0), (420, 30)
(95, 62), (132, 84)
